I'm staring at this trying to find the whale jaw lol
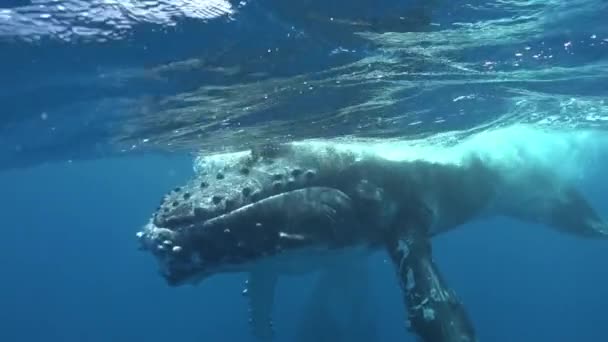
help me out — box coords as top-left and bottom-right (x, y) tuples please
(137, 186), (364, 287)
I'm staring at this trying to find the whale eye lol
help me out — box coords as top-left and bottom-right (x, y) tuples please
(305, 170), (316, 180)
(183, 192), (191, 200)
(291, 168), (302, 177)
(272, 173), (283, 181)
(200, 181), (209, 188)
(240, 167), (250, 175)
(216, 172), (225, 180)
(212, 195), (223, 204)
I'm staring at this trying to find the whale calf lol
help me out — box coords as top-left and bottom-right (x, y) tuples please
(137, 143), (607, 342)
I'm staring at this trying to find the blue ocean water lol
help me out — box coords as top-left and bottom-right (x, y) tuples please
(1, 1), (608, 341)
(2, 152), (607, 341)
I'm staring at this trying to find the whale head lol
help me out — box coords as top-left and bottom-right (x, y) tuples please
(136, 146), (367, 286)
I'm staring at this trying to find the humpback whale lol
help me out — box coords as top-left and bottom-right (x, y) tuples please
(137, 143), (607, 342)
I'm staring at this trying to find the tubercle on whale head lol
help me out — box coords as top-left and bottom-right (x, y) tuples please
(151, 146), (325, 230)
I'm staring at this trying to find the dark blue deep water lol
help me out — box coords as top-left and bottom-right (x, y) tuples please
(1, 1), (608, 341)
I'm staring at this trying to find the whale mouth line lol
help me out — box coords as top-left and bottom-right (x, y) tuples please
(137, 186), (315, 285)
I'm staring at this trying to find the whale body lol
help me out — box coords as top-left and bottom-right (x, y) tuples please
(137, 143), (607, 342)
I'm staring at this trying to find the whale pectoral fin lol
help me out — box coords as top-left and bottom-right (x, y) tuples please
(246, 268), (278, 341)
(295, 269), (340, 342)
(385, 228), (477, 342)
(296, 259), (377, 342)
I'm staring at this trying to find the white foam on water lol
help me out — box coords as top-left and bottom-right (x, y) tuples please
(297, 125), (606, 184)
(194, 124), (607, 185)
(193, 150), (248, 175)
(448, 125), (606, 184)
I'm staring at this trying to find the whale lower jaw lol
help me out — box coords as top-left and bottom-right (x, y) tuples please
(136, 221), (201, 285)
(139, 218), (371, 285)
